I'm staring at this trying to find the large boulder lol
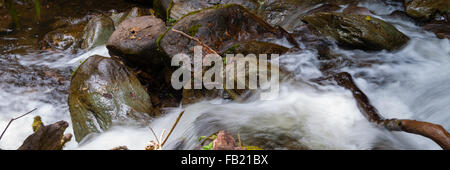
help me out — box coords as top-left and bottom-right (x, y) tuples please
(404, 0), (450, 20)
(159, 4), (294, 60)
(106, 16), (167, 69)
(68, 55), (155, 142)
(159, 4), (294, 102)
(154, 0), (260, 20)
(302, 12), (410, 51)
(81, 15), (115, 49)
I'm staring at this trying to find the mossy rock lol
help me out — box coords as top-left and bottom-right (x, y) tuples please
(68, 55), (155, 142)
(254, 0), (358, 31)
(404, 0), (450, 20)
(302, 12), (409, 51)
(221, 41), (289, 57)
(154, 0), (260, 21)
(159, 4), (291, 60)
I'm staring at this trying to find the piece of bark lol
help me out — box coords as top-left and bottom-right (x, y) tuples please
(332, 72), (450, 150)
(18, 121), (71, 150)
(212, 130), (242, 150)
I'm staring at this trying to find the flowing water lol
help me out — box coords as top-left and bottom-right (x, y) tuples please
(0, 1), (449, 150)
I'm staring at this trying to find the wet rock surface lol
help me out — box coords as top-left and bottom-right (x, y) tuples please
(221, 41), (289, 56)
(110, 7), (154, 28)
(18, 120), (71, 150)
(41, 23), (86, 51)
(404, 0), (450, 20)
(302, 12), (410, 51)
(159, 4), (293, 60)
(68, 55), (154, 142)
(255, 0), (358, 31)
(156, 0), (260, 20)
(81, 15), (115, 49)
(107, 16), (167, 69)
(423, 21), (450, 39)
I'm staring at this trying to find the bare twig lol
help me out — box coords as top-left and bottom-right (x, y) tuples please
(171, 28), (219, 55)
(333, 72), (450, 150)
(0, 108), (37, 141)
(161, 110), (185, 147)
(149, 127), (161, 146)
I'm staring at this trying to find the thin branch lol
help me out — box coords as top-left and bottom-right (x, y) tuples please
(161, 110), (185, 147)
(149, 127), (161, 146)
(0, 108), (37, 141)
(172, 28), (243, 101)
(171, 28), (220, 55)
(332, 72), (450, 150)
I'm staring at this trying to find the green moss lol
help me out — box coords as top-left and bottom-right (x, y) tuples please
(166, 0), (174, 20)
(187, 24), (202, 36)
(70, 57), (90, 79)
(223, 43), (241, 54)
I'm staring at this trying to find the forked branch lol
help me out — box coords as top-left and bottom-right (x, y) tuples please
(332, 72), (450, 150)
(0, 108), (37, 141)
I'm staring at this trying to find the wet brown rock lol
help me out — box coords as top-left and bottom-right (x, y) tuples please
(255, 0), (357, 31)
(81, 15), (115, 49)
(107, 16), (167, 70)
(154, 0), (259, 20)
(41, 23), (86, 50)
(423, 21), (450, 39)
(18, 120), (71, 150)
(68, 55), (154, 142)
(110, 7), (154, 28)
(220, 41), (289, 57)
(405, 0), (450, 20)
(302, 12), (410, 51)
(159, 4), (293, 61)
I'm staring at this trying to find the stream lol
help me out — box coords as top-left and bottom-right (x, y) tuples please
(0, 0), (449, 150)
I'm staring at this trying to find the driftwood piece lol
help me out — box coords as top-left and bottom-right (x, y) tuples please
(18, 120), (71, 150)
(212, 130), (243, 150)
(332, 72), (450, 150)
